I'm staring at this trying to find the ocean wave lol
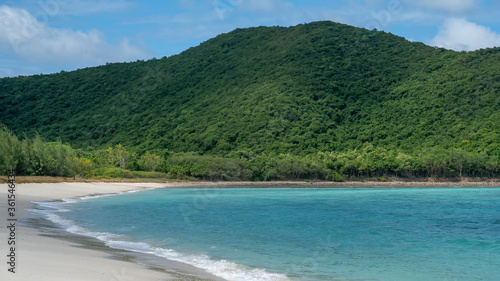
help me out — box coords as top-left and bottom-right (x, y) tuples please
(31, 195), (290, 281)
(113, 243), (291, 281)
(107, 236), (290, 280)
(32, 202), (120, 241)
(76, 188), (149, 201)
(31, 201), (71, 212)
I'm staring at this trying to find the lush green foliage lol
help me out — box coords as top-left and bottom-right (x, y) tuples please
(0, 21), (499, 179)
(166, 154), (252, 181)
(1, 125), (498, 179)
(0, 125), (78, 176)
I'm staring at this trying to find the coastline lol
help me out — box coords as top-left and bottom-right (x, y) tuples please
(155, 179), (500, 188)
(0, 182), (224, 281)
(1, 181), (499, 281)
(2, 176), (500, 187)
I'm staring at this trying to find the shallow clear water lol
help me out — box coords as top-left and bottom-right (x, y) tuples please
(35, 188), (500, 280)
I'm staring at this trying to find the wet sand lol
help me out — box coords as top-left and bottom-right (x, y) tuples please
(0, 182), (223, 281)
(1, 180), (498, 281)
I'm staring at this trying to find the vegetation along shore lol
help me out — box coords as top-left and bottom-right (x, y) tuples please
(1, 22), (499, 181)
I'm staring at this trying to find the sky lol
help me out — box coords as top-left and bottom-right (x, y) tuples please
(1, 0), (499, 77)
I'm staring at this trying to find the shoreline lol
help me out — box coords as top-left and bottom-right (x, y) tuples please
(0, 182), (224, 281)
(154, 179), (500, 188)
(2, 176), (500, 187)
(2, 182), (500, 281)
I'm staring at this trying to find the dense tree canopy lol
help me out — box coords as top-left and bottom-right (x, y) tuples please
(0, 21), (499, 179)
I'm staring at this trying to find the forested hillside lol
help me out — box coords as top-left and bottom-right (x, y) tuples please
(1, 21), (499, 179)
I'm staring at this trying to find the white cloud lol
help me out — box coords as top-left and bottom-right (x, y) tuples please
(0, 5), (149, 66)
(430, 18), (500, 51)
(407, 0), (475, 13)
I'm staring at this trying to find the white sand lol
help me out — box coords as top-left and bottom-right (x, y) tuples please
(2, 180), (498, 281)
(0, 182), (219, 281)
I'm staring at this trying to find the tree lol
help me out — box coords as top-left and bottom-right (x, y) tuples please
(107, 144), (130, 169)
(450, 149), (469, 178)
(71, 157), (93, 178)
(138, 152), (162, 172)
(0, 125), (21, 174)
(27, 134), (54, 176)
(45, 139), (77, 176)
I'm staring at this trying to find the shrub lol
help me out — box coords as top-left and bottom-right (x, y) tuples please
(92, 167), (134, 179)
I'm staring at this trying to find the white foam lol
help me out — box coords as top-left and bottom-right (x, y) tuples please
(99, 240), (290, 281)
(91, 239), (290, 281)
(105, 240), (152, 252)
(61, 198), (78, 204)
(32, 201), (69, 211)
(78, 188), (148, 201)
(30, 191), (290, 281)
(152, 250), (290, 281)
(79, 193), (116, 201)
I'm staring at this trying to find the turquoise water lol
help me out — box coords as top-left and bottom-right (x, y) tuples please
(35, 188), (500, 280)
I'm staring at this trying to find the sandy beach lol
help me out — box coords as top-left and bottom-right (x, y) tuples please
(149, 179), (500, 188)
(0, 182), (224, 281)
(1, 181), (499, 281)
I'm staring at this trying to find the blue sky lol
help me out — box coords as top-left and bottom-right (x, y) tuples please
(1, 0), (499, 77)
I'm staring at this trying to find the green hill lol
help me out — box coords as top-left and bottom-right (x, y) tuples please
(1, 21), (499, 179)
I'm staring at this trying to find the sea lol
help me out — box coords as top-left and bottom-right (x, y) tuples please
(31, 187), (500, 281)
